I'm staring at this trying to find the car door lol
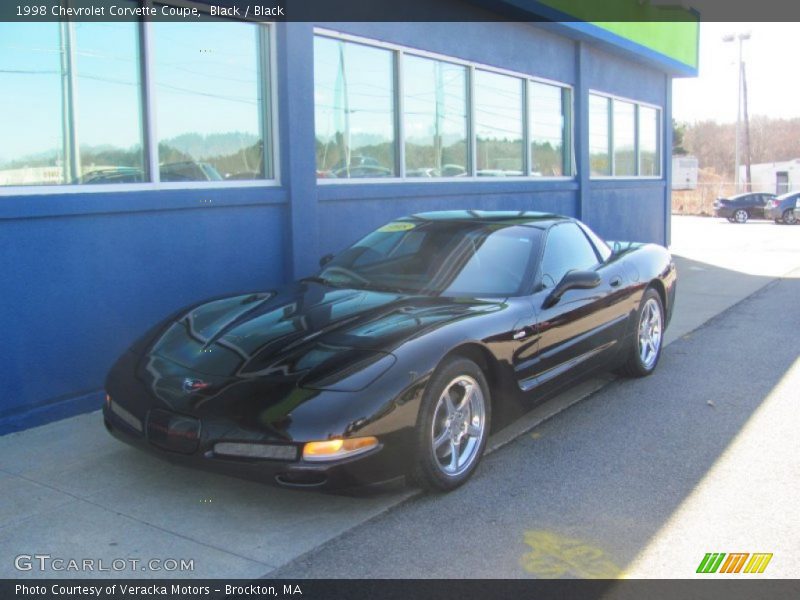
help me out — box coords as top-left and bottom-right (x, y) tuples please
(512, 222), (630, 395)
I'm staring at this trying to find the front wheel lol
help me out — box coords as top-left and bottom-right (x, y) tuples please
(733, 209), (749, 223)
(619, 288), (664, 378)
(782, 209), (797, 225)
(410, 357), (491, 492)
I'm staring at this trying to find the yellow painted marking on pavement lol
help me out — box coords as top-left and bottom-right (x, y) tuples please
(520, 530), (621, 578)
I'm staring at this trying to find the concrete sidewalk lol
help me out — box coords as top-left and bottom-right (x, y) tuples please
(1, 215), (798, 579)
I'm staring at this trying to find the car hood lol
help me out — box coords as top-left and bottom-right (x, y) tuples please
(135, 280), (502, 400)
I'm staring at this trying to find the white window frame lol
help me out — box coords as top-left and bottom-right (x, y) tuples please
(0, 3), (280, 197)
(588, 89), (663, 181)
(314, 27), (576, 185)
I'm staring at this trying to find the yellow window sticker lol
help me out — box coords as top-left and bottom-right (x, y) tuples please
(377, 222), (416, 232)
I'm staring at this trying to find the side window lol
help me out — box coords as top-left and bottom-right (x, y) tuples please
(539, 223), (599, 289)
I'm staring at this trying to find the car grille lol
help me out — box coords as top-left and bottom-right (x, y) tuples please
(146, 409), (200, 454)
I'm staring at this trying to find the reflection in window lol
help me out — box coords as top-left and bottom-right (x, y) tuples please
(613, 99), (636, 176)
(529, 82), (570, 177)
(639, 105), (660, 176)
(73, 22), (145, 184)
(0, 21), (144, 186)
(474, 70), (523, 176)
(152, 21), (269, 182)
(314, 36), (396, 179)
(403, 55), (468, 178)
(589, 94), (611, 176)
(0, 24), (65, 186)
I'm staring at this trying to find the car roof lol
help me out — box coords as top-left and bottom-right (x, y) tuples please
(404, 210), (570, 228)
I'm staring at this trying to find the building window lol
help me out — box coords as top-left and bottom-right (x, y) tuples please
(403, 55), (468, 178)
(474, 69), (524, 176)
(639, 105), (661, 176)
(0, 22), (144, 186)
(529, 81), (571, 177)
(590, 92), (662, 178)
(314, 36), (396, 179)
(0, 14), (275, 189)
(152, 21), (270, 182)
(589, 94), (611, 177)
(612, 99), (636, 177)
(313, 31), (574, 182)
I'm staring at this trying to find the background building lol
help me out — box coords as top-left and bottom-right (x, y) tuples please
(0, 2), (698, 432)
(741, 159), (800, 194)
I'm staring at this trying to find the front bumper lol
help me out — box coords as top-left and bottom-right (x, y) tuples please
(102, 404), (404, 492)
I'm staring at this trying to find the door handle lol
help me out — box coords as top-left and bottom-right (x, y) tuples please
(609, 276), (623, 288)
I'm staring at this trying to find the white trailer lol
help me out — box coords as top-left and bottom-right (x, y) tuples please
(672, 155), (698, 190)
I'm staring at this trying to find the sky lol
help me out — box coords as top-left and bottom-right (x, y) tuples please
(673, 22), (800, 124)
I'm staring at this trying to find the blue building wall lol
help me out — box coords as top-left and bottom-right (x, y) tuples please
(0, 16), (673, 434)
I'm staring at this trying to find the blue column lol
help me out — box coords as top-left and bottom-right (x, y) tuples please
(574, 41), (590, 221)
(663, 73), (673, 247)
(276, 22), (319, 279)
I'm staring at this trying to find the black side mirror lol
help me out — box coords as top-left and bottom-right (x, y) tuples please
(319, 253), (334, 267)
(543, 270), (601, 309)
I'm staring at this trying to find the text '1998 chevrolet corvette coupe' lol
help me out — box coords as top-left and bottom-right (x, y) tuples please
(104, 211), (676, 492)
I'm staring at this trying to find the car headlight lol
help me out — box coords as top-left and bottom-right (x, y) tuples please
(302, 436), (378, 462)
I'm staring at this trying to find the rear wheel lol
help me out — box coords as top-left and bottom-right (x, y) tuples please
(726, 217), (736, 223)
(619, 288), (664, 378)
(733, 209), (749, 223)
(410, 357), (491, 492)
(782, 209), (797, 225)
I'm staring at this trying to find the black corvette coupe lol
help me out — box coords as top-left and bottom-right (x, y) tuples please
(104, 211), (676, 492)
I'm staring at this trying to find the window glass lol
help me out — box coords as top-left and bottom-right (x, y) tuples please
(0, 20), (144, 187)
(613, 99), (636, 176)
(539, 223), (599, 289)
(314, 36), (396, 179)
(474, 70), (524, 176)
(73, 22), (145, 184)
(529, 82), (569, 177)
(403, 55), (468, 178)
(323, 221), (542, 297)
(0, 24), (65, 186)
(638, 105), (660, 177)
(589, 94), (610, 176)
(577, 221), (611, 262)
(152, 20), (269, 182)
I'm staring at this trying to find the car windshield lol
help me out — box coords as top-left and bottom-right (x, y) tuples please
(318, 220), (543, 297)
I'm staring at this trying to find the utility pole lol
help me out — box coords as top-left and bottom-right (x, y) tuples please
(742, 61), (752, 191)
(722, 32), (751, 192)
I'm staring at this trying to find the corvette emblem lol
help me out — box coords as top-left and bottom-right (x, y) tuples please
(182, 378), (211, 393)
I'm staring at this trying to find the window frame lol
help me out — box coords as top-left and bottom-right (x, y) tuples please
(314, 27), (576, 185)
(588, 89), (663, 181)
(0, 3), (280, 196)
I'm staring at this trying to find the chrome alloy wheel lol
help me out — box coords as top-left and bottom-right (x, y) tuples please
(430, 375), (486, 477)
(734, 209), (748, 223)
(638, 297), (663, 370)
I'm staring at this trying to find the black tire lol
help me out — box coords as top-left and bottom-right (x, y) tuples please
(726, 217), (736, 223)
(782, 209), (797, 225)
(409, 356), (491, 492)
(733, 209), (749, 224)
(618, 288), (665, 378)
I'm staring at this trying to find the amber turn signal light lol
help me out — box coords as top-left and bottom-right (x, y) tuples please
(302, 436), (378, 462)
